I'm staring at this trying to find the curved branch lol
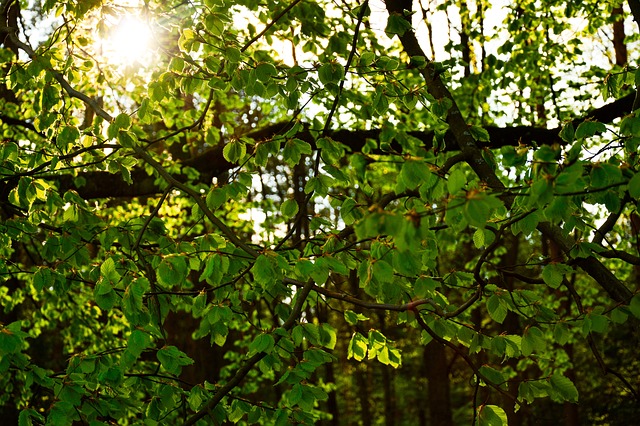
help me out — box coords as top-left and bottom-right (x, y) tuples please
(413, 310), (520, 406)
(131, 144), (260, 258)
(183, 278), (315, 426)
(385, 0), (632, 304)
(322, 0), (368, 135)
(0, 4), (113, 121)
(240, 0), (304, 52)
(284, 277), (444, 314)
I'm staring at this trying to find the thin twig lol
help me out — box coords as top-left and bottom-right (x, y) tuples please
(183, 279), (315, 425)
(130, 144), (260, 258)
(240, 0), (304, 53)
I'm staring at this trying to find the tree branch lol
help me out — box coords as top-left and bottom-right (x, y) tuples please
(3, 88), (633, 200)
(183, 279), (316, 425)
(385, 0), (632, 303)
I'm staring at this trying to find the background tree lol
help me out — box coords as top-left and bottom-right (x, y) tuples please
(1, 0), (640, 424)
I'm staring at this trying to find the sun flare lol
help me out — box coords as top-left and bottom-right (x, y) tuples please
(98, 13), (155, 67)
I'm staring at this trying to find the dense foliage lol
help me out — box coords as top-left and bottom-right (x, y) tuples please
(1, 0), (640, 424)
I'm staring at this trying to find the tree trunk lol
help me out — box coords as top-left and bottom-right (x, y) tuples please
(356, 364), (373, 426)
(382, 365), (396, 426)
(612, 6), (628, 66)
(425, 341), (453, 426)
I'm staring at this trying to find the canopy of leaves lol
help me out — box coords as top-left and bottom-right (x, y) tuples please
(1, 0), (640, 424)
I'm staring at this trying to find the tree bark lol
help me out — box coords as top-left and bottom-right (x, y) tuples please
(425, 342), (453, 426)
(612, 6), (628, 66)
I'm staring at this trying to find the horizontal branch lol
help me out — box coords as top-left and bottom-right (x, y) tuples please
(284, 277), (443, 314)
(4, 93), (633, 200)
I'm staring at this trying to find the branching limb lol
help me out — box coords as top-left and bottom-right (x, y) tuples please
(130, 144), (260, 258)
(0, 1), (113, 122)
(284, 277), (444, 314)
(322, 0), (369, 136)
(386, 0), (633, 304)
(241, 0), (304, 52)
(141, 89), (216, 146)
(565, 274), (640, 400)
(183, 279), (315, 425)
(413, 310), (520, 406)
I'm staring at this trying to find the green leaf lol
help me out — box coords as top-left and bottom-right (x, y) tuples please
(610, 307), (628, 324)
(205, 187), (227, 210)
(586, 313), (609, 334)
(486, 294), (507, 324)
(40, 84), (59, 111)
(283, 138), (312, 166)
(372, 259), (394, 283)
(248, 333), (275, 356)
(319, 324), (337, 350)
(478, 365), (505, 386)
(347, 332), (368, 361)
(400, 159), (432, 190)
(521, 326), (546, 356)
(473, 228), (485, 248)
(57, 125), (80, 148)
(94, 285), (117, 310)
(414, 276), (438, 298)
(117, 130), (137, 148)
(108, 113), (132, 139)
(376, 56), (399, 71)
(344, 310), (369, 325)
(225, 47), (242, 63)
(115, 112), (132, 129)
(33, 267), (51, 292)
(628, 172), (640, 199)
(252, 254), (277, 286)
(359, 51), (375, 66)
(447, 168), (466, 194)
(317, 137), (345, 164)
(127, 329), (151, 359)
(553, 322), (570, 345)
(318, 62), (345, 85)
(0, 322), (27, 355)
(199, 253), (228, 286)
(470, 125), (490, 142)
(19, 408), (44, 426)
(223, 139), (246, 163)
(385, 13), (413, 37)
(541, 263), (568, 289)
(95, 279), (113, 296)
(575, 121), (606, 139)
(463, 194), (491, 228)
(100, 257), (118, 280)
(157, 345), (194, 375)
(559, 122), (575, 143)
(280, 199), (299, 219)
(255, 62), (278, 83)
(157, 256), (188, 287)
(477, 404), (508, 426)
(550, 373), (579, 403)
(629, 293), (640, 318)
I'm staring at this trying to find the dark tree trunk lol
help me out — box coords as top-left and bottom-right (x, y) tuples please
(355, 364), (373, 426)
(425, 341), (453, 426)
(562, 355), (580, 426)
(612, 6), (628, 66)
(499, 234), (524, 426)
(460, 2), (472, 77)
(324, 361), (340, 425)
(382, 365), (396, 426)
